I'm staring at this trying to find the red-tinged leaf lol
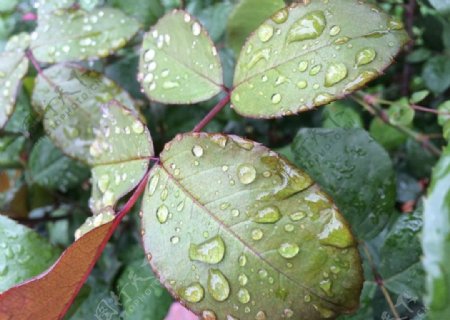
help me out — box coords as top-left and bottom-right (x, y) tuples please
(0, 221), (114, 319)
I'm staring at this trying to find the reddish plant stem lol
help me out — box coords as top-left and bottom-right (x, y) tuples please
(58, 170), (150, 318)
(192, 92), (231, 132)
(411, 104), (450, 116)
(26, 50), (58, 90)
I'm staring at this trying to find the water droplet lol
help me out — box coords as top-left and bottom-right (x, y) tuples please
(180, 283), (204, 303)
(284, 309), (294, 318)
(258, 24), (274, 42)
(144, 49), (155, 62)
(355, 48), (376, 67)
(329, 25), (341, 36)
(251, 228), (264, 240)
(278, 242), (300, 259)
(148, 174), (160, 196)
(238, 273), (248, 286)
(287, 11), (326, 43)
(318, 210), (355, 248)
(156, 205), (169, 223)
(253, 205), (281, 224)
(388, 19), (404, 30)
(192, 22), (201, 36)
(319, 279), (333, 296)
(189, 235), (225, 264)
(208, 269), (230, 302)
(237, 164), (256, 185)
(258, 269), (268, 279)
(192, 145), (204, 157)
(97, 174), (110, 193)
(290, 211), (306, 221)
(272, 8), (288, 24)
(315, 305), (335, 318)
(246, 48), (271, 70)
(163, 81), (180, 89)
(202, 310), (217, 320)
(309, 64), (322, 76)
(132, 120), (144, 134)
(297, 80), (308, 89)
(237, 288), (251, 304)
(231, 209), (240, 217)
(304, 294), (311, 302)
(170, 236), (180, 244)
(238, 254), (247, 267)
(330, 265), (341, 274)
(334, 37), (349, 45)
(298, 60), (309, 72)
(271, 93), (282, 104)
(313, 93), (333, 105)
(343, 70), (378, 93)
(284, 224), (295, 232)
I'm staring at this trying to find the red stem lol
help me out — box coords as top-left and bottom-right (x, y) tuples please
(193, 93), (231, 132)
(411, 104), (450, 116)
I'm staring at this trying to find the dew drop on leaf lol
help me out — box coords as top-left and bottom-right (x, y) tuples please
(287, 11), (326, 43)
(189, 235), (225, 264)
(208, 269), (231, 302)
(271, 93), (282, 104)
(325, 63), (348, 87)
(238, 273), (248, 286)
(192, 145), (204, 158)
(251, 228), (264, 240)
(192, 22), (201, 36)
(329, 25), (341, 36)
(253, 205), (282, 224)
(237, 288), (251, 304)
(319, 279), (333, 296)
(238, 254), (247, 267)
(202, 310), (217, 320)
(170, 236), (180, 244)
(278, 242), (300, 259)
(355, 48), (377, 67)
(180, 283), (204, 303)
(156, 205), (169, 224)
(237, 164), (257, 185)
(271, 8), (289, 24)
(298, 60), (309, 72)
(258, 24), (274, 43)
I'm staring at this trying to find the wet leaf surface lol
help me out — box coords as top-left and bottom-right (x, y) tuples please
(31, 7), (140, 63)
(292, 128), (396, 239)
(138, 10), (223, 104)
(232, 0), (409, 118)
(141, 133), (363, 320)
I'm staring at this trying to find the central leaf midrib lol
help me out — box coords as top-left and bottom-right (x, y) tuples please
(159, 163), (342, 309)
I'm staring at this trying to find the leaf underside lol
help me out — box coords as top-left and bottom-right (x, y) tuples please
(141, 133), (363, 320)
(139, 10), (223, 104)
(232, 0), (409, 118)
(31, 7), (140, 63)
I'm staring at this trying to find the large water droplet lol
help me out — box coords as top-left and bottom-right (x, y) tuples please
(325, 63), (348, 87)
(237, 164), (256, 185)
(298, 60), (309, 72)
(180, 283), (204, 303)
(237, 288), (251, 304)
(271, 8), (289, 24)
(253, 205), (281, 224)
(313, 93), (333, 105)
(355, 48), (376, 67)
(287, 11), (326, 43)
(208, 269), (230, 302)
(278, 242), (300, 259)
(192, 145), (204, 157)
(156, 205), (169, 224)
(343, 70), (377, 93)
(271, 93), (282, 104)
(189, 235), (225, 264)
(258, 24), (274, 42)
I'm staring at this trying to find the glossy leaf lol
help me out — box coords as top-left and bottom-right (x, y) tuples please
(422, 145), (450, 319)
(292, 128), (396, 239)
(0, 215), (60, 292)
(138, 10), (223, 104)
(0, 220), (115, 319)
(232, 0), (409, 118)
(29, 137), (89, 192)
(226, 0), (285, 55)
(30, 7), (140, 63)
(0, 33), (30, 129)
(422, 55), (450, 94)
(141, 133), (363, 320)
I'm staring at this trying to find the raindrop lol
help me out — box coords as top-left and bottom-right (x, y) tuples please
(189, 235), (225, 264)
(180, 283), (204, 303)
(237, 288), (251, 304)
(388, 19), (404, 30)
(202, 310), (217, 320)
(258, 269), (268, 279)
(156, 205), (169, 223)
(258, 24), (274, 43)
(170, 236), (180, 244)
(272, 8), (289, 24)
(231, 209), (240, 217)
(256, 311), (267, 320)
(298, 60), (309, 72)
(148, 174), (160, 196)
(253, 205), (281, 224)
(192, 145), (204, 157)
(192, 22), (201, 36)
(237, 164), (256, 185)
(271, 93), (282, 104)
(246, 48), (271, 70)
(329, 25), (341, 36)
(309, 65), (322, 76)
(297, 80), (308, 89)
(287, 11), (326, 43)
(284, 309), (294, 318)
(132, 120), (145, 134)
(208, 269), (230, 302)
(290, 211), (306, 221)
(163, 81), (180, 89)
(319, 279), (333, 296)
(284, 224), (295, 232)
(144, 49), (155, 62)
(278, 242), (300, 259)
(238, 254), (247, 267)
(355, 48), (377, 67)
(238, 273), (248, 286)
(97, 174), (110, 193)
(313, 93), (333, 105)
(251, 228), (264, 241)
(318, 210), (355, 248)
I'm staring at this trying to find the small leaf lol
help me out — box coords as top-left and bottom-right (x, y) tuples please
(322, 101), (363, 129)
(387, 97), (415, 126)
(29, 137), (90, 192)
(422, 144), (450, 319)
(232, 0), (409, 118)
(0, 136), (26, 167)
(0, 215), (60, 292)
(226, 0), (285, 55)
(30, 7), (140, 63)
(0, 220), (115, 319)
(422, 55), (450, 95)
(410, 90), (430, 104)
(138, 10), (223, 104)
(141, 133), (363, 320)
(369, 118), (407, 151)
(292, 128), (396, 239)
(0, 33), (30, 129)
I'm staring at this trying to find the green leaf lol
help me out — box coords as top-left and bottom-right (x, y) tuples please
(198, 2), (234, 43)
(141, 133), (363, 320)
(422, 55), (450, 95)
(429, 0), (450, 14)
(0, 0), (18, 12)
(36, 0), (76, 16)
(32, 64), (154, 212)
(292, 128), (396, 239)
(29, 137), (89, 192)
(30, 7), (140, 63)
(0, 34), (30, 129)
(108, 0), (164, 29)
(322, 101), (363, 129)
(379, 208), (424, 298)
(410, 90), (430, 104)
(369, 117), (407, 151)
(138, 11), (223, 104)
(0, 136), (26, 168)
(422, 144), (450, 319)
(0, 215), (60, 292)
(226, 0), (285, 55)
(117, 259), (172, 320)
(387, 98), (415, 126)
(438, 101), (450, 140)
(231, 0), (409, 118)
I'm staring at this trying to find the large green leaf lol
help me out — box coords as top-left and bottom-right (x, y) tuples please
(138, 10), (223, 104)
(141, 133), (363, 320)
(429, 0), (450, 14)
(0, 0), (18, 12)
(30, 7), (140, 63)
(0, 215), (60, 293)
(226, 0), (285, 55)
(0, 33), (30, 129)
(29, 137), (89, 192)
(423, 144), (450, 319)
(32, 65), (153, 213)
(231, 0), (409, 118)
(292, 128), (396, 239)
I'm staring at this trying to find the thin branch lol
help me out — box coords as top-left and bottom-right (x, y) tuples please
(192, 92), (231, 132)
(411, 104), (450, 116)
